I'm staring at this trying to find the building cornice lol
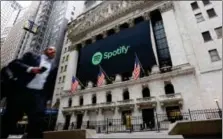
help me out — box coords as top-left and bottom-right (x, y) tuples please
(61, 64), (195, 98)
(67, 0), (167, 46)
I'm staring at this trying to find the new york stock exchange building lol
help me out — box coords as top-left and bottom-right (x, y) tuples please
(53, 1), (222, 133)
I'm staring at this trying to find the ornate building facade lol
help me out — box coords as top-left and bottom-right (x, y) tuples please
(54, 1), (222, 132)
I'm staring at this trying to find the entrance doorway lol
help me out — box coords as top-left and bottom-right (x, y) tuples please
(142, 108), (155, 129)
(76, 114), (83, 129)
(63, 115), (71, 130)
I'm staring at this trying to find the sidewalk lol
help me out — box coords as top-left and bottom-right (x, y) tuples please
(92, 131), (184, 138)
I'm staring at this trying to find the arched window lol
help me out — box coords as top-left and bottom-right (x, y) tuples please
(106, 92), (112, 103)
(92, 94), (97, 104)
(164, 83), (175, 94)
(68, 98), (72, 107)
(142, 87), (150, 97)
(123, 90), (130, 100)
(79, 96), (83, 106)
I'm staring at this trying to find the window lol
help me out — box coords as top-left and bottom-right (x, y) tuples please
(207, 8), (217, 18)
(62, 76), (66, 83)
(195, 13), (205, 23)
(92, 94), (97, 104)
(58, 77), (61, 83)
(106, 92), (112, 103)
(68, 98), (72, 107)
(66, 55), (69, 61)
(70, 17), (73, 21)
(191, 2), (199, 10)
(142, 87), (150, 98)
(202, 31), (212, 42)
(64, 65), (67, 72)
(123, 90), (129, 100)
(209, 49), (221, 62)
(60, 66), (63, 73)
(215, 27), (222, 38)
(202, 0), (210, 6)
(164, 82), (175, 95)
(64, 48), (67, 53)
(79, 96), (83, 106)
(71, 11), (74, 15)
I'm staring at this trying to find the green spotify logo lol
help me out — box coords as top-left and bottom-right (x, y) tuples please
(92, 52), (103, 65)
(91, 45), (130, 65)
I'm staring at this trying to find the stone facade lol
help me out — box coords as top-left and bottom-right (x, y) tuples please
(53, 1), (222, 130)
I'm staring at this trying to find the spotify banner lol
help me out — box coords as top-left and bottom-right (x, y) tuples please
(77, 21), (156, 84)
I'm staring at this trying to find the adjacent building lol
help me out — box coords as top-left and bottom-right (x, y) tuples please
(1, 1), (79, 68)
(54, 0), (222, 132)
(1, 1), (22, 46)
(1, 1), (41, 68)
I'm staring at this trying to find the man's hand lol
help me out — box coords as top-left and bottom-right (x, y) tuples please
(30, 67), (41, 74)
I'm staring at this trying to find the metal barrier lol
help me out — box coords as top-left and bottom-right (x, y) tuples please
(55, 108), (222, 133)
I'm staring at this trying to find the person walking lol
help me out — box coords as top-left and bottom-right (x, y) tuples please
(1, 46), (58, 138)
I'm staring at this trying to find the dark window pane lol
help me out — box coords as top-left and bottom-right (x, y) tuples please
(202, 0), (210, 6)
(207, 8), (217, 18)
(191, 2), (199, 10)
(202, 31), (212, 42)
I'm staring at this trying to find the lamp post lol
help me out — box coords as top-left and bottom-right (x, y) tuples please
(214, 99), (222, 118)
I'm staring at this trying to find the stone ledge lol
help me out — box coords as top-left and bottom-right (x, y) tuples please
(61, 64), (195, 98)
(168, 119), (222, 136)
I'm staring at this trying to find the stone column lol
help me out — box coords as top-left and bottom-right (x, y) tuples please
(159, 2), (188, 66)
(113, 107), (120, 119)
(143, 12), (160, 67)
(64, 45), (79, 91)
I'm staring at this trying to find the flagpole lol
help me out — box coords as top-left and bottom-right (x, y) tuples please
(99, 65), (111, 81)
(134, 52), (146, 75)
(75, 76), (85, 88)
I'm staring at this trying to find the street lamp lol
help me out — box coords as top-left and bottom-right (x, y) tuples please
(214, 98), (222, 118)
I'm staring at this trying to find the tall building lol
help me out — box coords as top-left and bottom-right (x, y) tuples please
(1, 1), (79, 68)
(0, 1), (22, 46)
(1, 1), (22, 34)
(17, 1), (79, 66)
(1, 1), (41, 67)
(54, 0), (222, 132)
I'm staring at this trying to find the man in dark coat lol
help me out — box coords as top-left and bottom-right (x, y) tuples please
(1, 46), (58, 138)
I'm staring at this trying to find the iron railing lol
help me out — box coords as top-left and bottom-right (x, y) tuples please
(55, 108), (222, 133)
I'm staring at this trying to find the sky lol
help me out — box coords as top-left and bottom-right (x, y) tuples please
(16, 1), (32, 8)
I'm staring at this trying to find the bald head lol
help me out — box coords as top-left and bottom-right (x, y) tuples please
(44, 46), (56, 59)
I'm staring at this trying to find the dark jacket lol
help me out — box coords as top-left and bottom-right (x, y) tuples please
(8, 52), (58, 100)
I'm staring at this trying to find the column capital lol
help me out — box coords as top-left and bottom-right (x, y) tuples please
(92, 36), (96, 43)
(128, 19), (134, 27)
(143, 12), (150, 20)
(102, 31), (107, 38)
(158, 2), (174, 13)
(114, 26), (120, 33)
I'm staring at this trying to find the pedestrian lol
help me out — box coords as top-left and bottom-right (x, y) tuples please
(1, 46), (58, 138)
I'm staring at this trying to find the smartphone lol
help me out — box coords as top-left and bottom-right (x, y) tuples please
(40, 67), (47, 73)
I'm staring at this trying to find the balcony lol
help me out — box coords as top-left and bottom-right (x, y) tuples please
(136, 96), (157, 109)
(159, 93), (183, 107)
(100, 102), (116, 112)
(117, 99), (134, 111)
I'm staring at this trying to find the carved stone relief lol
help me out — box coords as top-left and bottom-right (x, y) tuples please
(159, 2), (174, 13)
